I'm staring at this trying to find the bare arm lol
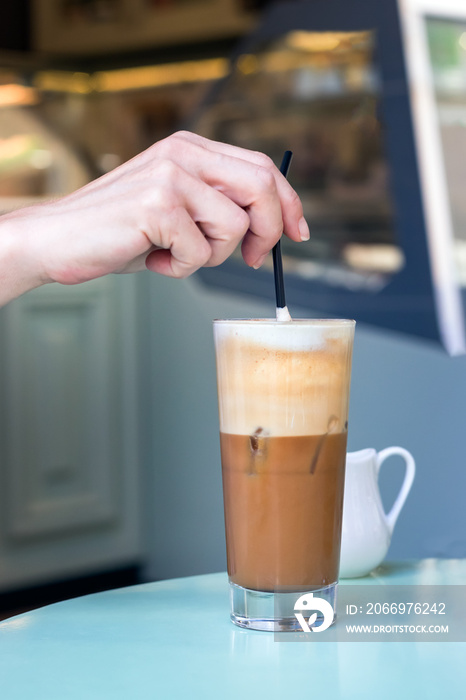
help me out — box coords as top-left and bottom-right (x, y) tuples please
(0, 131), (309, 306)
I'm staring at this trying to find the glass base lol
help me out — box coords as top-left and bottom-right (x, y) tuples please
(229, 581), (337, 632)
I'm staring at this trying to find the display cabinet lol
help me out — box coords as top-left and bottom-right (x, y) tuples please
(0, 63), (145, 591)
(192, 0), (466, 355)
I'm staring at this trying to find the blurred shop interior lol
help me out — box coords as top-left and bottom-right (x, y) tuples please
(1, 0), (466, 614)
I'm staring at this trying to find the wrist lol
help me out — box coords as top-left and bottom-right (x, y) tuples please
(0, 207), (49, 306)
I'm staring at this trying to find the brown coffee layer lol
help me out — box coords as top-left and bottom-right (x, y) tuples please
(220, 431), (347, 592)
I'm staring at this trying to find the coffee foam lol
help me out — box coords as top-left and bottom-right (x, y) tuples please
(275, 305), (292, 322)
(214, 319), (354, 437)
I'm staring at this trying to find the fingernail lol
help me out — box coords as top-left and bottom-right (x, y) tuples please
(252, 252), (268, 270)
(299, 217), (310, 241)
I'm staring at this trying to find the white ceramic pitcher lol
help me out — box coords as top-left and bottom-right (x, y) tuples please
(339, 447), (415, 578)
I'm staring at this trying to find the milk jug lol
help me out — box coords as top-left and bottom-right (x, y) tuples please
(340, 447), (415, 578)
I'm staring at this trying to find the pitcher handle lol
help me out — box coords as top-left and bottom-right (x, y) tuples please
(376, 447), (416, 534)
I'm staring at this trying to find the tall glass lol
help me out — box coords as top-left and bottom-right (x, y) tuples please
(213, 319), (355, 631)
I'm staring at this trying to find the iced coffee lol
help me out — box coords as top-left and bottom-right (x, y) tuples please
(214, 319), (355, 631)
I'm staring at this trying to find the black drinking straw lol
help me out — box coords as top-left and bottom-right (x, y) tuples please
(273, 150), (293, 310)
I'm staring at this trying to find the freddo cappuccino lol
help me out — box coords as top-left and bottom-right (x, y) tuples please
(214, 319), (355, 593)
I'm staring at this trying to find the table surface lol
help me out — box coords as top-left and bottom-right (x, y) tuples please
(1, 560), (465, 700)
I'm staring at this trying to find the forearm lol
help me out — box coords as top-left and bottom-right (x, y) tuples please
(0, 208), (47, 307)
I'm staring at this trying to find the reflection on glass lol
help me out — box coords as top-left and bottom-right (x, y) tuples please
(0, 57), (220, 214)
(195, 30), (402, 291)
(0, 69), (92, 213)
(426, 18), (466, 287)
(32, 59), (221, 180)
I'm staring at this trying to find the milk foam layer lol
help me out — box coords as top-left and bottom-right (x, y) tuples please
(214, 319), (355, 437)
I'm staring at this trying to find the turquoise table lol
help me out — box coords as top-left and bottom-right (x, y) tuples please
(1, 560), (465, 700)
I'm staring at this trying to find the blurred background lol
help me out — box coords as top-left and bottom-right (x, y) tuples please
(1, 0), (466, 614)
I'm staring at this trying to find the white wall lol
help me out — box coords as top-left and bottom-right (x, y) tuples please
(143, 271), (466, 582)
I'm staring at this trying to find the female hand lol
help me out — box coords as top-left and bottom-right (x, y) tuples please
(0, 131), (309, 303)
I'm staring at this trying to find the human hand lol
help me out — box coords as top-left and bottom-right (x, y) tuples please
(1, 131), (309, 301)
